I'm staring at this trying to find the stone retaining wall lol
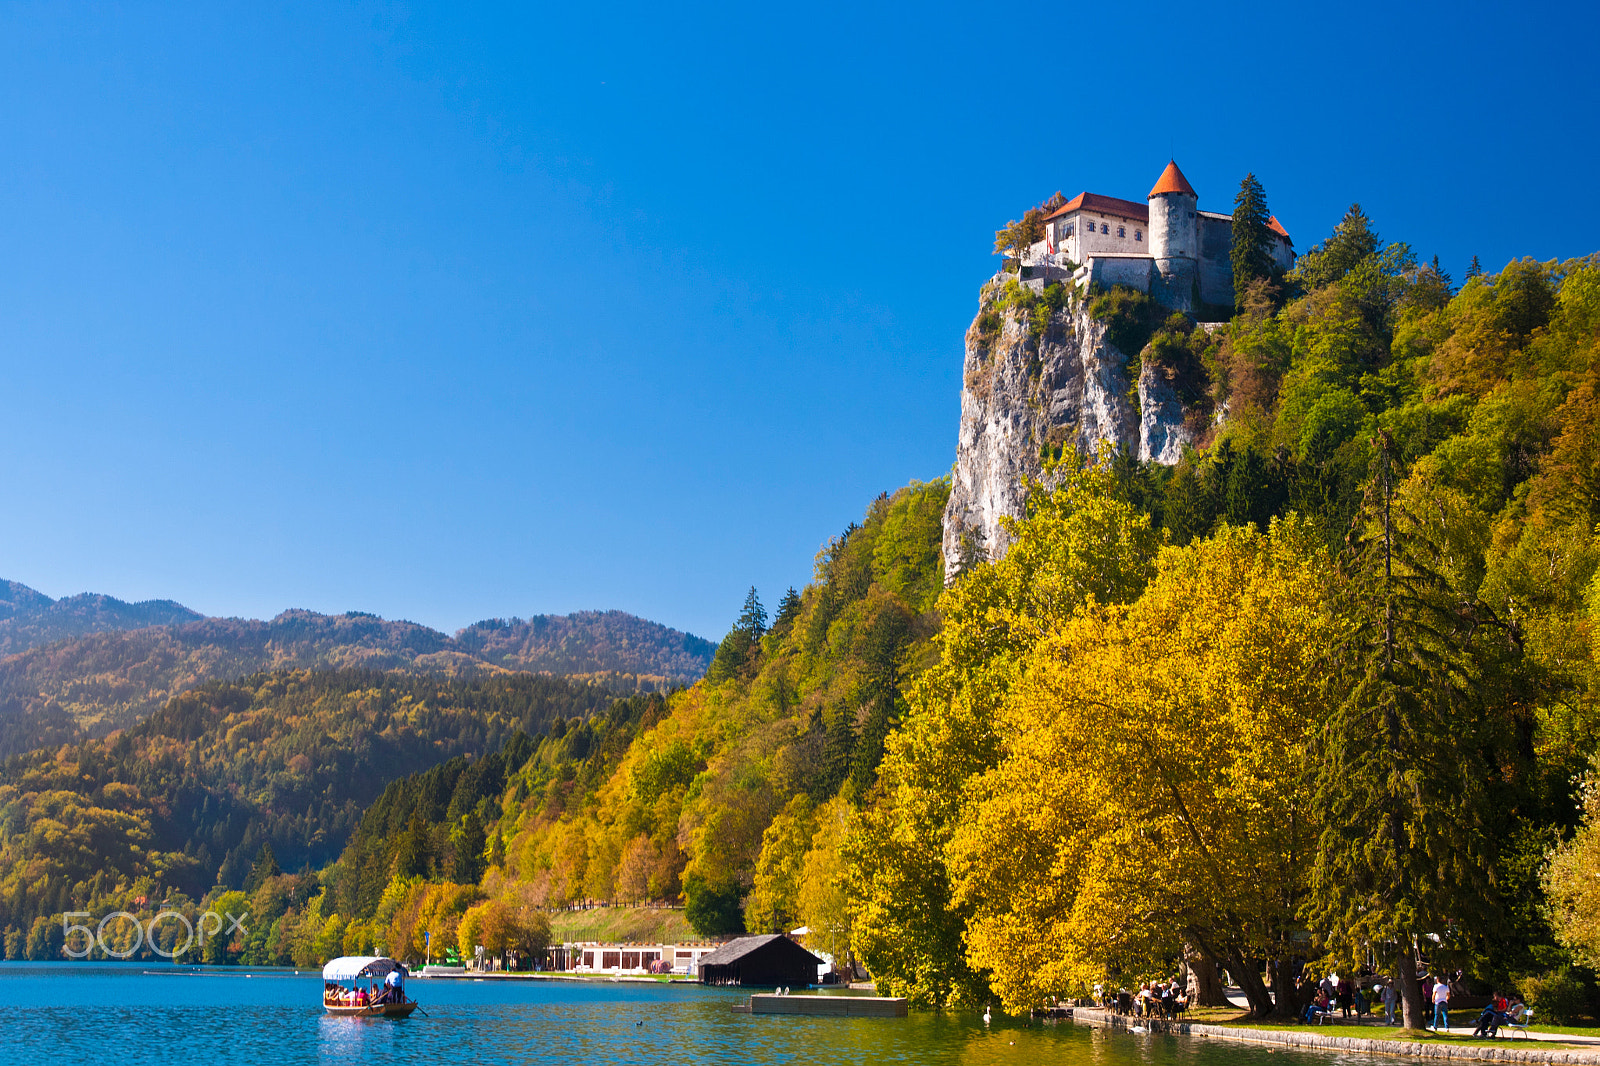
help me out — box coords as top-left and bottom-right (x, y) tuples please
(1070, 1006), (1600, 1063)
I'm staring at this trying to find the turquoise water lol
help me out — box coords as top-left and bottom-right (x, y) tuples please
(0, 963), (1389, 1065)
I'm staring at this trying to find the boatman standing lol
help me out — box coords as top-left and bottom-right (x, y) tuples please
(385, 965), (405, 1003)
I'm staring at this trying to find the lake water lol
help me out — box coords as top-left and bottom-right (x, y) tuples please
(0, 963), (1392, 1065)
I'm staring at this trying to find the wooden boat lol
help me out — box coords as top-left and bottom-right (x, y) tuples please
(322, 955), (420, 1018)
(323, 998), (418, 1018)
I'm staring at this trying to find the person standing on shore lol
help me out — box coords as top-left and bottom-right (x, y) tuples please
(1431, 976), (1451, 1030)
(1381, 981), (1398, 1025)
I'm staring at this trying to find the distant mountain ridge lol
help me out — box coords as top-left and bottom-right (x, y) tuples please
(0, 580), (203, 654)
(0, 579), (714, 758)
(457, 610), (717, 681)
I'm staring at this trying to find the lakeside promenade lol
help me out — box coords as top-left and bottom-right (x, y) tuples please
(1071, 1006), (1600, 1063)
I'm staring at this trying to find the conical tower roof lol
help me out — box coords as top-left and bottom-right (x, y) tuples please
(1148, 160), (1196, 198)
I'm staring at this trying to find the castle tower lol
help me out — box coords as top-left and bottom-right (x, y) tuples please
(1147, 160), (1199, 312)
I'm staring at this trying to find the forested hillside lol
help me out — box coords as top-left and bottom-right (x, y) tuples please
(0, 669), (620, 959)
(144, 479), (951, 969)
(455, 611), (716, 682)
(0, 605), (713, 758)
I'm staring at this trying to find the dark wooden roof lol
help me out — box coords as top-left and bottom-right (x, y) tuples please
(697, 934), (821, 967)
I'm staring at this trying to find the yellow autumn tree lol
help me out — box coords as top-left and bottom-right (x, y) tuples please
(1545, 758), (1600, 968)
(948, 518), (1334, 1016)
(846, 453), (1162, 1008)
(795, 797), (855, 966)
(745, 795), (818, 934)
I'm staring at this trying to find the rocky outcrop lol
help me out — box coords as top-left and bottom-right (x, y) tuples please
(941, 275), (1204, 576)
(1137, 357), (1196, 464)
(941, 278), (1136, 573)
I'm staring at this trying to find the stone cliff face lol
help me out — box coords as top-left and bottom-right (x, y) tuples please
(940, 276), (1198, 576)
(1137, 357), (1196, 466)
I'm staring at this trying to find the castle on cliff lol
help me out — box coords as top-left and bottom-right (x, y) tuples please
(1021, 160), (1295, 312)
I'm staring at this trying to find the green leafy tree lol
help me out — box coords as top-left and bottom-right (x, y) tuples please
(1230, 173), (1275, 303)
(745, 795), (817, 933)
(683, 871), (745, 935)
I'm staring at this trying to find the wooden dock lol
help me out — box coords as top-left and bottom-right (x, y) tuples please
(733, 994), (908, 1017)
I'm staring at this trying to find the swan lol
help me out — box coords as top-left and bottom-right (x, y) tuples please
(983, 1005), (992, 1025)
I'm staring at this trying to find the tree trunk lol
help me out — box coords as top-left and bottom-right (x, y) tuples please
(1226, 947), (1274, 1017)
(1187, 943), (1229, 1007)
(1269, 957), (1304, 1020)
(1397, 944), (1426, 1030)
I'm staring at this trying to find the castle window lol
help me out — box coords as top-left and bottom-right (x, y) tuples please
(1101, 222), (1109, 234)
(1134, 230), (1142, 241)
(1117, 225), (1125, 238)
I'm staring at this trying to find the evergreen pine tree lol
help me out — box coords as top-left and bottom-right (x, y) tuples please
(1230, 173), (1274, 304)
(242, 842), (280, 895)
(1295, 205), (1381, 289)
(772, 587), (803, 632)
(452, 810), (487, 885)
(392, 812), (432, 879)
(1465, 254), (1483, 280)
(736, 586), (767, 638)
(706, 587), (767, 682)
(1303, 433), (1521, 1029)
(1430, 253), (1453, 289)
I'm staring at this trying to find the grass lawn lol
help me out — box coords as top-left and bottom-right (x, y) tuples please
(1526, 1023), (1600, 1037)
(547, 906), (695, 945)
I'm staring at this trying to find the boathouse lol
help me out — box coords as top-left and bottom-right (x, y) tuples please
(697, 934), (822, 988)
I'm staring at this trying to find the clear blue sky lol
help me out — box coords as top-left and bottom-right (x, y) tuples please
(0, 0), (1594, 641)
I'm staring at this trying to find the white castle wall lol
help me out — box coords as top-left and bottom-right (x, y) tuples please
(1084, 255), (1154, 293)
(1148, 192), (1198, 262)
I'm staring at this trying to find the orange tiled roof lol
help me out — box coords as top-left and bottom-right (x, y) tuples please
(1044, 191), (1150, 223)
(1268, 215), (1292, 242)
(1148, 160), (1197, 198)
